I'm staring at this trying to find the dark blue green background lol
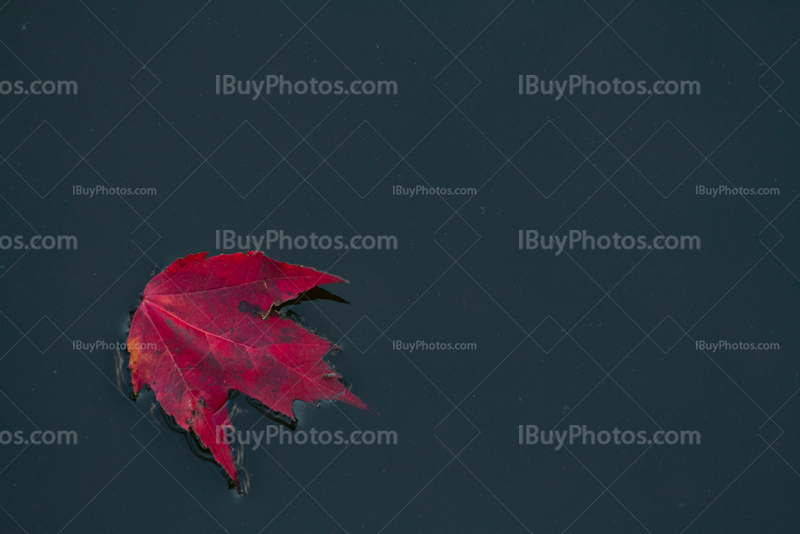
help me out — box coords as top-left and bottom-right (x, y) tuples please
(1, 1), (799, 533)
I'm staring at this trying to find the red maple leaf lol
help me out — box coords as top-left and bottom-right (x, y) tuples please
(127, 251), (367, 487)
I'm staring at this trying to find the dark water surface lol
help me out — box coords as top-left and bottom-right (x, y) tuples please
(1, 1), (799, 533)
